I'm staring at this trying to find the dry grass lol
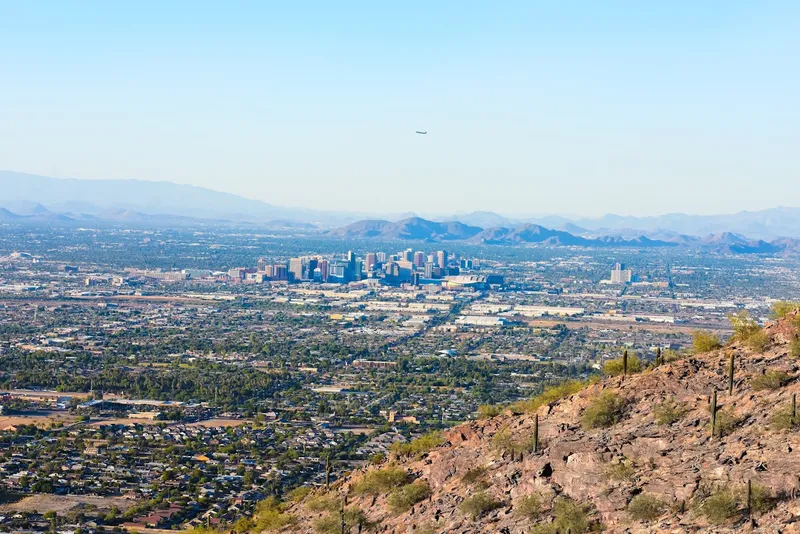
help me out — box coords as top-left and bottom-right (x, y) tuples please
(0, 495), (137, 513)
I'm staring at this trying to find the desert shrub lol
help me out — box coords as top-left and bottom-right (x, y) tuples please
(627, 493), (665, 522)
(353, 467), (409, 495)
(693, 330), (722, 353)
(461, 466), (488, 485)
(250, 498), (296, 532)
(459, 492), (503, 519)
(531, 497), (597, 534)
(232, 517), (254, 533)
(654, 397), (684, 425)
(581, 391), (626, 430)
(313, 508), (370, 534)
(391, 431), (444, 459)
(606, 458), (635, 482)
(697, 489), (739, 524)
(254, 509), (296, 531)
(662, 348), (689, 362)
(388, 481), (431, 513)
(791, 338), (800, 358)
(771, 301), (800, 319)
(745, 331), (770, 352)
(602, 354), (642, 376)
(287, 486), (312, 503)
(306, 493), (341, 513)
(744, 482), (777, 514)
(415, 522), (439, 534)
(771, 402), (799, 430)
(712, 408), (741, 437)
(508, 378), (596, 414)
(369, 453), (385, 465)
(491, 428), (536, 454)
(728, 310), (761, 342)
(514, 494), (542, 521)
(477, 404), (503, 418)
(255, 496), (282, 513)
(751, 370), (790, 391)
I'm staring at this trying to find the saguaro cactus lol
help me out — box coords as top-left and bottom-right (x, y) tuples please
(325, 455), (331, 489)
(710, 390), (718, 437)
(746, 479), (752, 517)
(728, 353), (735, 395)
(793, 393), (797, 427)
(623, 350), (628, 378)
(656, 347), (662, 366)
(533, 414), (539, 453)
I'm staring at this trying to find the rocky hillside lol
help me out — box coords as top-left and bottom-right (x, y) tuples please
(281, 314), (800, 533)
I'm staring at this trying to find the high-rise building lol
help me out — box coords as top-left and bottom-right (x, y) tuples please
(424, 262), (434, 279)
(365, 253), (377, 271)
(402, 248), (413, 262)
(318, 259), (329, 282)
(376, 252), (387, 263)
(288, 257), (308, 281)
(257, 258), (267, 271)
(385, 261), (400, 277)
(413, 251), (425, 268)
(610, 262), (633, 284)
(228, 267), (247, 280)
(272, 265), (288, 280)
(436, 250), (448, 268)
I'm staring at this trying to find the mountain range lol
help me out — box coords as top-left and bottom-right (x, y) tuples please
(0, 171), (358, 227)
(328, 216), (800, 254)
(3, 171), (800, 248)
(439, 208), (800, 241)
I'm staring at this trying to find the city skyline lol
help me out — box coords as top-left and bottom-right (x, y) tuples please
(3, 2), (800, 216)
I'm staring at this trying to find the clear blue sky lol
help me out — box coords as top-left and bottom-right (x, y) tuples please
(2, 1), (799, 216)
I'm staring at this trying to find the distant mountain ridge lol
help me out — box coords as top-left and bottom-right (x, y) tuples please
(0, 171), (357, 227)
(329, 216), (800, 254)
(328, 217), (482, 241)
(437, 208), (800, 240)
(4, 170), (800, 244)
(0, 205), (317, 230)
(330, 218), (678, 248)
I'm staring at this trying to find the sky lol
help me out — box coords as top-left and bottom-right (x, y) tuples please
(2, 1), (799, 217)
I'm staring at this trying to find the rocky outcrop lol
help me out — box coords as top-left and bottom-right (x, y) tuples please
(283, 315), (800, 533)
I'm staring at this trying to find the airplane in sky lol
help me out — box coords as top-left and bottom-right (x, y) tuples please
(415, 130), (427, 135)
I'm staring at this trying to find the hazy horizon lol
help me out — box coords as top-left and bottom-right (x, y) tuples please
(2, 2), (799, 216)
(5, 169), (800, 222)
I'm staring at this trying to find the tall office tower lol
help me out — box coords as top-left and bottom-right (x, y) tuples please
(413, 251), (425, 268)
(365, 252), (377, 271)
(610, 262), (633, 284)
(257, 257), (267, 271)
(318, 259), (329, 282)
(272, 265), (288, 280)
(288, 257), (306, 281)
(424, 262), (434, 278)
(403, 248), (413, 262)
(436, 250), (448, 268)
(376, 252), (387, 263)
(385, 261), (400, 277)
